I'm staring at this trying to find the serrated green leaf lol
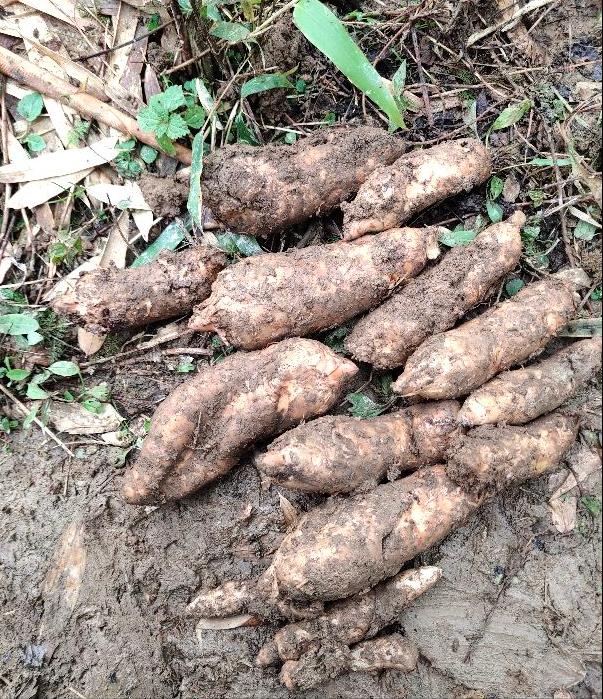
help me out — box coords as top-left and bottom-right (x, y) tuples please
(293, 0), (405, 129)
(137, 104), (169, 136)
(156, 84), (187, 112)
(166, 113), (190, 140)
(183, 104), (206, 129)
(573, 219), (598, 241)
(505, 278), (525, 296)
(489, 99), (532, 132)
(82, 398), (102, 414)
(49, 360), (80, 377)
(139, 145), (158, 164)
(240, 73), (293, 100)
(117, 138), (137, 151)
(17, 92), (44, 122)
(486, 199), (504, 223)
(187, 131), (204, 229)
(345, 391), (385, 419)
(234, 113), (259, 145)
(25, 134), (46, 152)
(178, 0), (193, 15)
(215, 231), (263, 257)
(131, 217), (191, 267)
(86, 383), (110, 401)
(439, 229), (477, 247)
(210, 21), (250, 42)
(0, 314), (39, 336)
(488, 176), (504, 200)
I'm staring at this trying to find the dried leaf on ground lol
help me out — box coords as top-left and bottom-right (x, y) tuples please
(47, 401), (124, 435)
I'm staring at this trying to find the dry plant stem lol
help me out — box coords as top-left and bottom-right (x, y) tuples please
(52, 246), (226, 334)
(256, 567), (442, 666)
(122, 339), (357, 504)
(200, 127), (405, 237)
(341, 138), (492, 240)
(447, 412), (579, 495)
(280, 634), (419, 691)
(255, 401), (461, 494)
(346, 212), (524, 369)
(190, 227), (440, 350)
(393, 272), (582, 400)
(0, 46), (193, 165)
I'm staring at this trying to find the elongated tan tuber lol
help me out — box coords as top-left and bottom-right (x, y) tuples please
(202, 127), (405, 237)
(279, 634), (419, 691)
(341, 138), (492, 240)
(459, 338), (602, 426)
(122, 338), (357, 504)
(345, 212), (524, 369)
(189, 227), (440, 350)
(256, 566), (442, 666)
(52, 246), (226, 333)
(447, 412), (579, 494)
(255, 401), (460, 493)
(393, 273), (583, 400)
(256, 410), (577, 605)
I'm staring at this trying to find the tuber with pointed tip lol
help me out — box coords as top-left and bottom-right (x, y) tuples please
(52, 245), (226, 334)
(255, 401), (461, 493)
(190, 226), (440, 350)
(459, 337), (602, 426)
(393, 272), (586, 400)
(122, 338), (357, 504)
(341, 138), (492, 240)
(202, 126), (405, 237)
(346, 212), (524, 369)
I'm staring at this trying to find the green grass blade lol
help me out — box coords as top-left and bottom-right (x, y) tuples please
(293, 0), (405, 129)
(187, 132), (204, 229)
(130, 217), (192, 268)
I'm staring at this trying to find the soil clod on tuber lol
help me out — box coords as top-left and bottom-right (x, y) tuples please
(189, 227), (440, 350)
(346, 212), (524, 369)
(122, 338), (357, 504)
(459, 337), (602, 426)
(255, 401), (461, 493)
(202, 127), (405, 237)
(52, 245), (226, 334)
(341, 138), (492, 240)
(393, 272), (586, 400)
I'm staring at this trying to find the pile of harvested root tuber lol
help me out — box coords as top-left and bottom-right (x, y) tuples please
(52, 129), (602, 691)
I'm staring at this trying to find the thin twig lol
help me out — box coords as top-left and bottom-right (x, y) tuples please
(75, 20), (175, 61)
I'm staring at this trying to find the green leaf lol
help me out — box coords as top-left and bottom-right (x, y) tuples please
(26, 382), (49, 400)
(140, 145), (158, 164)
(345, 391), (385, 419)
(49, 360), (80, 377)
(25, 134), (46, 152)
(528, 157), (573, 167)
(240, 73), (293, 100)
(155, 84), (187, 113)
(0, 313), (39, 336)
(131, 217), (192, 267)
(137, 104), (169, 136)
(488, 176), (504, 201)
(573, 219), (598, 241)
(210, 21), (250, 43)
(392, 60), (407, 97)
(234, 113), (259, 145)
(187, 132), (204, 229)
(156, 133), (176, 156)
(293, 0), (405, 129)
(284, 131), (297, 144)
(439, 228), (477, 247)
(6, 368), (30, 381)
(323, 326), (349, 354)
(146, 12), (161, 31)
(17, 92), (44, 121)
(176, 361), (195, 373)
(486, 199), (504, 223)
(215, 231), (263, 257)
(166, 113), (190, 140)
(82, 398), (102, 414)
(580, 495), (602, 517)
(117, 138), (137, 152)
(182, 104), (206, 129)
(26, 330), (44, 346)
(178, 0), (193, 15)
(489, 99), (532, 132)
(85, 383), (110, 401)
(505, 278), (525, 296)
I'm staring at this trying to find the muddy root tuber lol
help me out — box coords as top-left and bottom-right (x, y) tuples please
(122, 338), (357, 504)
(345, 212), (524, 369)
(189, 227), (440, 350)
(393, 272), (585, 400)
(459, 337), (602, 426)
(52, 245), (226, 333)
(202, 127), (405, 237)
(341, 138), (492, 240)
(255, 401), (461, 493)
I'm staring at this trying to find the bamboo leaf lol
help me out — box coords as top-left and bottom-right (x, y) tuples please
(187, 132), (204, 229)
(241, 74), (293, 100)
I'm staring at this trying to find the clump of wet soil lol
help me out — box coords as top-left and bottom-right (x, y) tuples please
(139, 173), (189, 219)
